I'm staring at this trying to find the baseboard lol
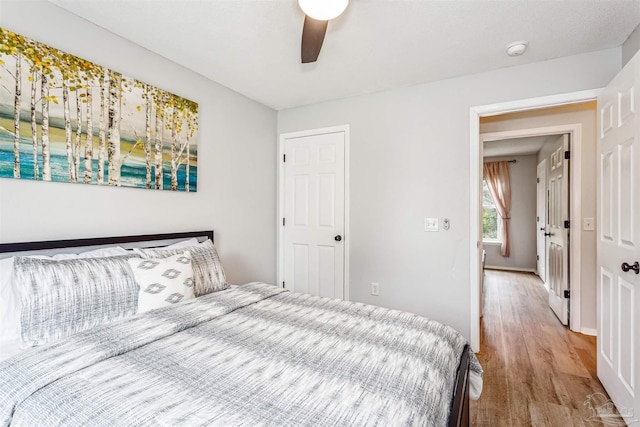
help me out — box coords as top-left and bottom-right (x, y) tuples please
(580, 328), (597, 336)
(485, 265), (536, 273)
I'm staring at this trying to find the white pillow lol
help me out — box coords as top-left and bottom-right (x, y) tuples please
(0, 257), (20, 342)
(0, 246), (130, 343)
(164, 238), (199, 250)
(51, 246), (130, 260)
(15, 255), (139, 347)
(133, 240), (227, 296)
(127, 252), (195, 313)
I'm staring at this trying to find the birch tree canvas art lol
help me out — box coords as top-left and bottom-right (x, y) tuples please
(0, 28), (198, 191)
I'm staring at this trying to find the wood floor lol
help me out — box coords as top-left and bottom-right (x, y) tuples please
(470, 270), (623, 427)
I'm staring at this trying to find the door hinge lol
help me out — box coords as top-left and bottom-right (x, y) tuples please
(564, 290), (570, 298)
(564, 151), (571, 160)
(282, 281), (285, 288)
(564, 220), (570, 229)
(537, 177), (540, 183)
(536, 216), (539, 222)
(283, 154), (286, 162)
(282, 218), (286, 226)
(537, 255), (540, 261)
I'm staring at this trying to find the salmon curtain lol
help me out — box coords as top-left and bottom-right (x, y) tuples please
(483, 161), (511, 257)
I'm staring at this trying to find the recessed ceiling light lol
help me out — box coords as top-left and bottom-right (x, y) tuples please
(506, 41), (529, 57)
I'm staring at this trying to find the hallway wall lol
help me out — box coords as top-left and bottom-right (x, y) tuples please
(482, 154), (538, 272)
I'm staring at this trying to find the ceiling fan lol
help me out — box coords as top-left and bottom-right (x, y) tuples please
(298, 0), (349, 63)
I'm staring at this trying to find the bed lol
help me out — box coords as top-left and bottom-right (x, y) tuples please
(0, 231), (482, 427)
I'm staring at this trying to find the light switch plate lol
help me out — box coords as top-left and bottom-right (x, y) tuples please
(424, 218), (439, 232)
(583, 217), (595, 231)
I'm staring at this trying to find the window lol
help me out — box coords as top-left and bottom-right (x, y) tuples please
(482, 180), (501, 242)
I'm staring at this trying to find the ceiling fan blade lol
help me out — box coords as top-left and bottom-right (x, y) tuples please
(301, 15), (328, 63)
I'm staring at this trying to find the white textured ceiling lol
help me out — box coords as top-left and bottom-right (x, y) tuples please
(51, 0), (640, 110)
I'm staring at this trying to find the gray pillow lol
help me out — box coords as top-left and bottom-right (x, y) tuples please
(133, 239), (228, 296)
(13, 255), (138, 347)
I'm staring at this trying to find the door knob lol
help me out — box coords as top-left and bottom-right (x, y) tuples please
(334, 235), (342, 242)
(621, 261), (640, 274)
(540, 228), (545, 231)
(544, 232), (551, 237)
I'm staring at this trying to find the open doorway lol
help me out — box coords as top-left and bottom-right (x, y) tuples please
(481, 132), (571, 326)
(470, 99), (598, 351)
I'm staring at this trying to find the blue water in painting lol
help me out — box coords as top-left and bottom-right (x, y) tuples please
(0, 132), (197, 192)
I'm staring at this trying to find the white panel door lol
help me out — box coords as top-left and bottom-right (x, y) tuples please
(537, 160), (547, 284)
(547, 134), (570, 325)
(597, 51), (639, 423)
(283, 131), (345, 299)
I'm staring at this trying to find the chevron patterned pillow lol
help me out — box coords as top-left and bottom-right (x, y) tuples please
(128, 252), (195, 313)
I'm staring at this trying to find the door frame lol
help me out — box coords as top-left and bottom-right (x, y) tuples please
(469, 89), (601, 351)
(536, 158), (548, 289)
(277, 125), (351, 300)
(482, 128), (576, 323)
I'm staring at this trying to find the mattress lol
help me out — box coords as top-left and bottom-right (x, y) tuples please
(0, 282), (482, 426)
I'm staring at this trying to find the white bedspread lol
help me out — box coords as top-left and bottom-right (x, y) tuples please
(0, 283), (482, 426)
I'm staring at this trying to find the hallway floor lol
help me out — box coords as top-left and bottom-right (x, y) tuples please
(470, 270), (623, 426)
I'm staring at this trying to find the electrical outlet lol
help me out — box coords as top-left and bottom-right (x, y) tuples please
(371, 282), (379, 296)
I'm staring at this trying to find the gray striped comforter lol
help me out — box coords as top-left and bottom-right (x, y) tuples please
(0, 283), (481, 427)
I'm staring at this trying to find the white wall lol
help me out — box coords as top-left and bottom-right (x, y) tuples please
(278, 49), (620, 339)
(622, 23), (640, 67)
(482, 154), (537, 271)
(481, 102), (598, 332)
(0, 1), (278, 285)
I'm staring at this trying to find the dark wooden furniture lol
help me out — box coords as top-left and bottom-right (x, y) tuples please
(0, 230), (213, 255)
(449, 345), (471, 427)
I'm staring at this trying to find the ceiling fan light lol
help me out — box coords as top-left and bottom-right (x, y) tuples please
(298, 0), (349, 21)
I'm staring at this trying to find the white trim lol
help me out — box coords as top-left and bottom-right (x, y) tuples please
(471, 109), (482, 353)
(277, 125), (351, 301)
(581, 327), (597, 337)
(343, 126), (350, 301)
(485, 266), (537, 273)
(469, 89), (601, 352)
(483, 125), (581, 140)
(472, 89), (602, 117)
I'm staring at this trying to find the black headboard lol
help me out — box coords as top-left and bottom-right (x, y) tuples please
(0, 230), (213, 257)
